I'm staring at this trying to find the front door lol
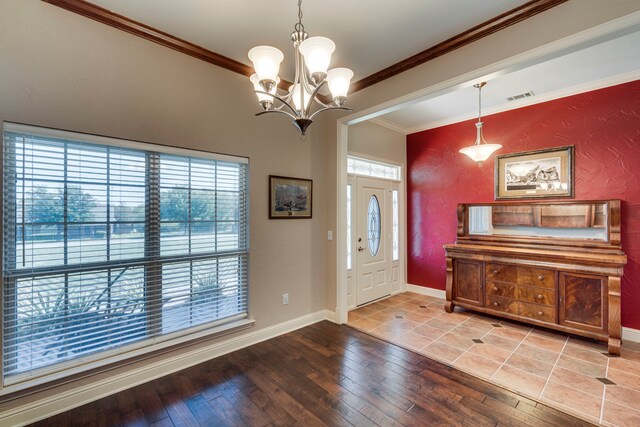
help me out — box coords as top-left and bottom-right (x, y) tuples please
(356, 177), (390, 305)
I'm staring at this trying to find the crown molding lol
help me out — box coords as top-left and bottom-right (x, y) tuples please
(349, 0), (569, 93)
(42, 0), (566, 94)
(368, 117), (410, 135)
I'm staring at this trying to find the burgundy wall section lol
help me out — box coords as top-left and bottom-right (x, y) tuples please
(406, 79), (640, 329)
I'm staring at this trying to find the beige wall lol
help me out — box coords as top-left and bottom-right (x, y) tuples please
(348, 121), (405, 166)
(0, 0), (330, 401)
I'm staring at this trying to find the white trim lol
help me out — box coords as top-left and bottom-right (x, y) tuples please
(336, 122), (349, 325)
(403, 70), (640, 134)
(4, 122), (249, 164)
(623, 327), (640, 344)
(0, 310), (335, 427)
(368, 117), (410, 135)
(406, 284), (446, 299)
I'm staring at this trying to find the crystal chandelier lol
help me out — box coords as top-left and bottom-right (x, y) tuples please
(248, 0), (354, 136)
(459, 82), (502, 165)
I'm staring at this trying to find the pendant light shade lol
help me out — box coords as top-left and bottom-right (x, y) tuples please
(326, 68), (354, 104)
(459, 82), (501, 165)
(298, 36), (335, 76)
(248, 46), (284, 84)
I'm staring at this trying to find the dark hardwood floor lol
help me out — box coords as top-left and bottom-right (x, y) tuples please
(32, 321), (593, 426)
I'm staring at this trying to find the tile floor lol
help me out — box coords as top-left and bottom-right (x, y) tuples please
(347, 291), (640, 426)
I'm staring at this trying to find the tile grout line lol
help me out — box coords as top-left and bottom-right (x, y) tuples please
(599, 357), (609, 424)
(538, 334), (569, 400)
(489, 327), (534, 381)
(449, 316), (503, 366)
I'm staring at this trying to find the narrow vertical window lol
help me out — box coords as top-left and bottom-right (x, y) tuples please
(392, 189), (399, 261)
(367, 196), (381, 257)
(346, 184), (352, 270)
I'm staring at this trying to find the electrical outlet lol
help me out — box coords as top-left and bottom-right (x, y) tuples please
(282, 293), (289, 305)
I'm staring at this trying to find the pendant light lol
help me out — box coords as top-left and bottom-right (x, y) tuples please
(247, 0), (354, 137)
(459, 82), (502, 165)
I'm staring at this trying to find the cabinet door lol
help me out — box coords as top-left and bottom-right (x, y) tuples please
(454, 260), (483, 306)
(559, 273), (608, 334)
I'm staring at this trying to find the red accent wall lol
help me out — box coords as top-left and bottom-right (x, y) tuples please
(407, 79), (640, 329)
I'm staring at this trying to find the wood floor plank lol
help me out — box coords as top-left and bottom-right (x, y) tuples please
(29, 321), (594, 427)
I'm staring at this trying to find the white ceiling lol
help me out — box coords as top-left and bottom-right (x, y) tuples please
(377, 30), (640, 133)
(89, 0), (530, 81)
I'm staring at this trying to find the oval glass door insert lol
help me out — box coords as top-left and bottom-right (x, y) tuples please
(367, 195), (381, 256)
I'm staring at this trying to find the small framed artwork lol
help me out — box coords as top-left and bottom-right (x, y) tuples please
(495, 145), (574, 200)
(269, 175), (313, 219)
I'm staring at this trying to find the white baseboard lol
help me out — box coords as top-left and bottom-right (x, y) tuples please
(406, 283), (446, 299)
(1, 310), (336, 427)
(404, 285), (640, 344)
(623, 327), (640, 343)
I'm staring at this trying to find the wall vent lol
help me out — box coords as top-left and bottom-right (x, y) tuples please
(506, 91), (535, 102)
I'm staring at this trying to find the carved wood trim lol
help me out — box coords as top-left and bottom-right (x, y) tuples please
(42, 0), (567, 94)
(350, 0), (569, 92)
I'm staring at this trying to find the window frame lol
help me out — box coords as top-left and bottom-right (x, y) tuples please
(1, 123), (251, 394)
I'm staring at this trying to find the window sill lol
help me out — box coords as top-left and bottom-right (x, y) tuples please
(0, 318), (255, 402)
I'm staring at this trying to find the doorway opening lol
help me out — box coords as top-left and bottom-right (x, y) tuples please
(346, 155), (402, 309)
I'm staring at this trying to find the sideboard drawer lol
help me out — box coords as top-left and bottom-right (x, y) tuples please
(518, 286), (556, 306)
(486, 282), (517, 299)
(519, 302), (555, 323)
(486, 263), (555, 289)
(485, 295), (518, 315)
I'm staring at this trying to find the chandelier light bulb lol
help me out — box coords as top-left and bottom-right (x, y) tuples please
(327, 68), (354, 101)
(250, 73), (280, 107)
(299, 36), (335, 76)
(248, 46), (284, 83)
(289, 83), (312, 111)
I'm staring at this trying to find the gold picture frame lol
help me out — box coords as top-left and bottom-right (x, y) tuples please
(269, 175), (313, 219)
(495, 146), (574, 200)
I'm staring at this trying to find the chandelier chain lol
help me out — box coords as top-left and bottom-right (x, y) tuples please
(294, 0), (305, 33)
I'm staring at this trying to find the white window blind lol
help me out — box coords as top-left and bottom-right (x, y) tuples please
(2, 124), (249, 387)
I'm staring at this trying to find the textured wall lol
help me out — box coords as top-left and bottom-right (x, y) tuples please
(406, 79), (640, 329)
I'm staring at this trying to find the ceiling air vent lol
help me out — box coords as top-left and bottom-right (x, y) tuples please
(506, 91), (535, 102)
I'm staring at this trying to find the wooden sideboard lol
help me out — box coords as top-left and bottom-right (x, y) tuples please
(444, 200), (627, 354)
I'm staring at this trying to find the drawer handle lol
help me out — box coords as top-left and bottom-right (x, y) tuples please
(493, 302), (499, 307)
(538, 275), (544, 280)
(493, 270), (498, 274)
(493, 286), (498, 292)
(537, 294), (544, 300)
(537, 311), (544, 316)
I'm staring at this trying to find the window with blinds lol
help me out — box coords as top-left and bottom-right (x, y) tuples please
(2, 123), (249, 388)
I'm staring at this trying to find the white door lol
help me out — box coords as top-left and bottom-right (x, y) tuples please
(356, 177), (391, 305)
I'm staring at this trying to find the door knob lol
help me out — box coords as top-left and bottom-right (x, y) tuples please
(357, 246), (365, 252)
